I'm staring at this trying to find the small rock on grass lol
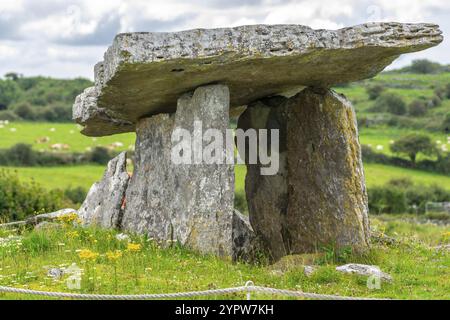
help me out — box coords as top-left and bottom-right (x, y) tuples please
(47, 268), (64, 279)
(303, 266), (317, 277)
(115, 233), (130, 242)
(336, 264), (392, 282)
(434, 244), (450, 252)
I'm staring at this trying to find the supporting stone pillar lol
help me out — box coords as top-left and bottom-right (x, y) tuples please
(170, 85), (235, 256)
(238, 88), (369, 260)
(78, 152), (130, 229)
(237, 96), (290, 260)
(122, 84), (253, 258)
(286, 88), (370, 253)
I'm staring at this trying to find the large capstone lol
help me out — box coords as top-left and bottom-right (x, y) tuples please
(73, 23), (442, 136)
(238, 88), (369, 260)
(122, 85), (251, 258)
(78, 152), (130, 229)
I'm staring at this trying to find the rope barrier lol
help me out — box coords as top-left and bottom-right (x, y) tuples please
(0, 283), (386, 300)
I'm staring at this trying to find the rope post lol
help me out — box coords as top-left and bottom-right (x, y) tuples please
(245, 281), (254, 301)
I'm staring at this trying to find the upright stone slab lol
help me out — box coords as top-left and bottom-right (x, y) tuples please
(122, 114), (175, 239)
(286, 88), (369, 253)
(237, 97), (290, 260)
(171, 85), (235, 256)
(122, 85), (236, 257)
(78, 152), (130, 229)
(238, 88), (369, 260)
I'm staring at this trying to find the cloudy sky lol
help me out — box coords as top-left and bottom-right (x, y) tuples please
(0, 0), (448, 79)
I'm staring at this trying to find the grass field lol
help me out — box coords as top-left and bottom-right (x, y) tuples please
(359, 127), (448, 159)
(2, 163), (449, 194)
(0, 122), (135, 153)
(0, 216), (448, 300)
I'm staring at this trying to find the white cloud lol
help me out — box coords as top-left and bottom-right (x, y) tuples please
(0, 0), (448, 78)
(0, 44), (17, 58)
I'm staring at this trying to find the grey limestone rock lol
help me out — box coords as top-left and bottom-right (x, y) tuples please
(238, 88), (369, 260)
(73, 23), (442, 136)
(78, 152), (130, 229)
(122, 85), (236, 257)
(336, 264), (392, 282)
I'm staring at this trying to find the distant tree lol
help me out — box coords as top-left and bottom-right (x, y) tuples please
(373, 92), (407, 115)
(14, 102), (36, 120)
(0, 80), (20, 107)
(4, 72), (21, 81)
(38, 106), (58, 121)
(51, 105), (72, 121)
(408, 100), (427, 117)
(409, 59), (441, 74)
(390, 134), (436, 164)
(366, 84), (385, 100)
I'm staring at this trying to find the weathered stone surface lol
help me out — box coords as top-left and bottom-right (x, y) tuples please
(232, 210), (263, 262)
(78, 152), (130, 228)
(121, 114), (175, 241)
(122, 85), (236, 257)
(303, 266), (317, 277)
(286, 88), (370, 253)
(25, 208), (77, 225)
(73, 23), (442, 136)
(336, 264), (392, 282)
(238, 88), (369, 260)
(237, 96), (289, 260)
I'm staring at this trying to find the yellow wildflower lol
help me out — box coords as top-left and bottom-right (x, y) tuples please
(67, 231), (79, 239)
(127, 243), (142, 252)
(78, 249), (99, 261)
(57, 212), (78, 224)
(106, 250), (123, 261)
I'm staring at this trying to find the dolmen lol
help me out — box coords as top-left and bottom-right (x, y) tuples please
(74, 23), (442, 261)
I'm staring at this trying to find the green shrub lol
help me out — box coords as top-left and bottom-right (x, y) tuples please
(446, 83), (450, 99)
(366, 84), (385, 100)
(442, 113), (450, 133)
(368, 185), (408, 214)
(372, 92), (407, 115)
(4, 144), (36, 166)
(0, 170), (66, 221)
(368, 179), (450, 215)
(14, 102), (36, 120)
(0, 144), (116, 167)
(64, 186), (87, 205)
(408, 100), (428, 117)
(430, 95), (442, 107)
(89, 147), (112, 165)
(0, 110), (19, 121)
(434, 86), (446, 100)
